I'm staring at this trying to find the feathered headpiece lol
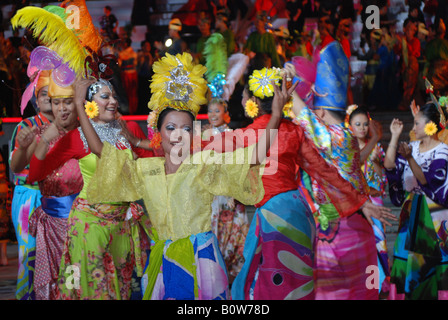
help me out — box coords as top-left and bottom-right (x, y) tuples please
(147, 52), (208, 129)
(203, 33), (228, 99)
(11, 1), (110, 80)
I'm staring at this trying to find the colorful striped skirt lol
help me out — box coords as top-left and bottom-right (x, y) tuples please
(389, 193), (448, 300)
(141, 230), (229, 300)
(11, 184), (42, 300)
(231, 190), (316, 300)
(314, 212), (379, 300)
(370, 196), (391, 295)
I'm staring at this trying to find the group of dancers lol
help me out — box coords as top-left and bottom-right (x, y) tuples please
(6, 1), (448, 300)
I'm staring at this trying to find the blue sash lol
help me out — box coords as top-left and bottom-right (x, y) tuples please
(41, 193), (79, 218)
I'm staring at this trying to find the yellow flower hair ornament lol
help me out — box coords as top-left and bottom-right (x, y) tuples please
(424, 121), (438, 136)
(245, 99), (259, 118)
(84, 100), (99, 119)
(248, 67), (282, 99)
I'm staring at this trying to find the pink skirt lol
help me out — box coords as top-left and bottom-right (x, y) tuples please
(314, 212), (379, 300)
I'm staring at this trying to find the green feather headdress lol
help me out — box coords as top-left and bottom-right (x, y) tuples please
(203, 33), (228, 98)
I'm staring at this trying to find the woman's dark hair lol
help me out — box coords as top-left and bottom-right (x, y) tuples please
(419, 102), (448, 132)
(244, 84), (274, 114)
(157, 107), (195, 131)
(348, 106), (369, 123)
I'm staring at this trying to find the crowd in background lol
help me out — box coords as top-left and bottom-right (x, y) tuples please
(1, 1), (448, 119)
(1, 0), (448, 302)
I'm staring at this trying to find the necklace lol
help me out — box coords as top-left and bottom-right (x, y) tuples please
(78, 119), (131, 152)
(212, 123), (231, 134)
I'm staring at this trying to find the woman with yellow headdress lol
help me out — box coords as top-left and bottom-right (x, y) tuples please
(78, 52), (287, 300)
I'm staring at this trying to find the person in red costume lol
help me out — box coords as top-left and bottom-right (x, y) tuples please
(395, 18), (421, 111)
(231, 67), (396, 300)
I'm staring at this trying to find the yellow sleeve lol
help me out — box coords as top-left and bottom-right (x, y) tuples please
(194, 144), (265, 205)
(87, 142), (144, 203)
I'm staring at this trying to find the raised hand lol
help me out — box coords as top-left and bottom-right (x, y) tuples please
(282, 63), (297, 80)
(73, 78), (96, 107)
(390, 118), (404, 138)
(16, 125), (37, 150)
(369, 119), (382, 141)
(271, 74), (299, 117)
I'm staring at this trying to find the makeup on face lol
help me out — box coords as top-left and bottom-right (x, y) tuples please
(413, 112), (429, 139)
(350, 113), (370, 139)
(160, 110), (194, 159)
(92, 86), (118, 123)
(207, 103), (227, 128)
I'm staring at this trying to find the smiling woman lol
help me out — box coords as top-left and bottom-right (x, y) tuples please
(78, 52), (284, 300)
(384, 103), (448, 300)
(27, 78), (155, 300)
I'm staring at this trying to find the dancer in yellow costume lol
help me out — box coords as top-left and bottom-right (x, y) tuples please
(81, 52), (293, 300)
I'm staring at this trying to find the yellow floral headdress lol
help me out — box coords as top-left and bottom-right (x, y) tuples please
(248, 67), (282, 99)
(146, 52), (208, 148)
(147, 52), (208, 127)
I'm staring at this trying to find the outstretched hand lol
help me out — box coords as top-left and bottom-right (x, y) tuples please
(361, 201), (397, 227)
